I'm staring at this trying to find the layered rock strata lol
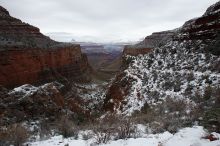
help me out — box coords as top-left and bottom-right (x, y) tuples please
(0, 6), (90, 88)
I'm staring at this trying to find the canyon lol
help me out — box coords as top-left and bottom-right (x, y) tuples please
(80, 42), (124, 81)
(0, 1), (220, 146)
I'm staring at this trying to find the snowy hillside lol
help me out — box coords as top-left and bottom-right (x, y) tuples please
(115, 39), (220, 115)
(104, 1), (220, 116)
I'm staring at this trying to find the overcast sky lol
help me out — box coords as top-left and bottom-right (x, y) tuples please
(0, 0), (218, 43)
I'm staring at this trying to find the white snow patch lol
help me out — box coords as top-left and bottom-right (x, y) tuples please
(28, 126), (220, 146)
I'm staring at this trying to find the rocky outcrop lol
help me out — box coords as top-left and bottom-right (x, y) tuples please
(0, 82), (91, 125)
(177, 1), (220, 42)
(0, 82), (65, 125)
(0, 6), (91, 88)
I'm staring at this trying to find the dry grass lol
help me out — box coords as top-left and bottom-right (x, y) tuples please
(0, 123), (29, 146)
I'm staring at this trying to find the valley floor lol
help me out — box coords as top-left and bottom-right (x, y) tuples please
(29, 126), (220, 146)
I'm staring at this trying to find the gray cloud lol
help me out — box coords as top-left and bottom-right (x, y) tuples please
(0, 0), (218, 42)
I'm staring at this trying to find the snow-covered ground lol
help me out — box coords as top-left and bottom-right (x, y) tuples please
(29, 126), (220, 146)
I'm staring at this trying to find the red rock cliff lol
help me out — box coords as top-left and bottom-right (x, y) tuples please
(0, 6), (90, 88)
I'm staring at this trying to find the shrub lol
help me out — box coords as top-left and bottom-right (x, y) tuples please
(92, 124), (114, 144)
(8, 123), (29, 146)
(203, 86), (213, 100)
(82, 132), (93, 140)
(39, 120), (52, 140)
(91, 115), (138, 145)
(147, 59), (154, 67)
(184, 83), (193, 96)
(207, 33), (220, 55)
(134, 98), (197, 133)
(203, 108), (220, 133)
(57, 115), (78, 138)
(124, 56), (135, 66)
(163, 81), (173, 90)
(174, 80), (182, 92)
(134, 110), (155, 124)
(165, 98), (186, 113)
(186, 72), (194, 82)
(140, 102), (150, 114)
(213, 87), (220, 106)
(91, 115), (118, 144)
(115, 118), (138, 139)
(0, 126), (9, 145)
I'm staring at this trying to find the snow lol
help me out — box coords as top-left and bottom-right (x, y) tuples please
(8, 82), (64, 100)
(164, 127), (220, 146)
(30, 136), (87, 146)
(9, 84), (39, 100)
(28, 126), (220, 146)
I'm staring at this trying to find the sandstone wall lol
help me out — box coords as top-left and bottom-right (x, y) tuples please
(0, 45), (89, 88)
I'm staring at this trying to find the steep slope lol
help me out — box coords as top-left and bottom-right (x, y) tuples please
(0, 6), (91, 88)
(104, 2), (220, 116)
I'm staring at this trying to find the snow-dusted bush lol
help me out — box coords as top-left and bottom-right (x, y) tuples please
(201, 87), (220, 132)
(90, 115), (138, 145)
(0, 123), (29, 146)
(82, 132), (93, 140)
(91, 115), (119, 144)
(38, 119), (53, 140)
(133, 97), (199, 133)
(57, 115), (78, 139)
(115, 117), (138, 140)
(92, 122), (114, 145)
